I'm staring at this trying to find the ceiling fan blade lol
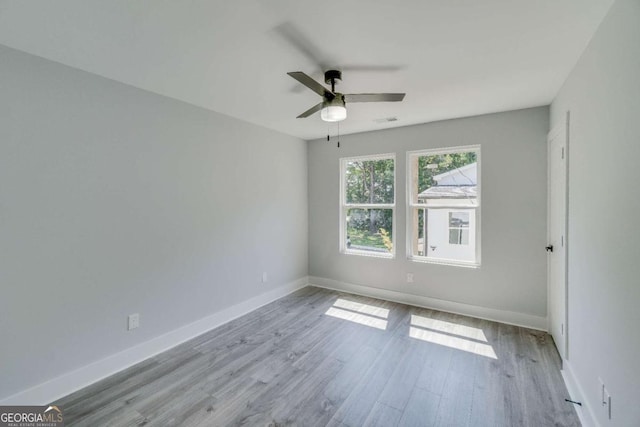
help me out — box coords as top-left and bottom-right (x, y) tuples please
(273, 23), (404, 74)
(288, 72), (335, 99)
(297, 102), (324, 118)
(344, 93), (406, 103)
(273, 22), (329, 70)
(341, 65), (405, 73)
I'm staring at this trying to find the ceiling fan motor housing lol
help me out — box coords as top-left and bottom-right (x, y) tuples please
(324, 69), (342, 84)
(322, 94), (346, 109)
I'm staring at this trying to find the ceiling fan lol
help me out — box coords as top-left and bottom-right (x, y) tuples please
(288, 69), (405, 122)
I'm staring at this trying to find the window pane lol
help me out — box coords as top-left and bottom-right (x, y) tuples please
(449, 229), (460, 244)
(449, 228), (469, 245)
(345, 158), (394, 204)
(415, 151), (477, 206)
(346, 208), (393, 253)
(449, 212), (470, 228)
(415, 208), (426, 256)
(460, 229), (469, 245)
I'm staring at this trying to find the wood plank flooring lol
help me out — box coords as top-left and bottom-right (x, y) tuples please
(54, 287), (580, 426)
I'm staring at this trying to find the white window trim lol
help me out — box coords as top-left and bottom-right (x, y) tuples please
(405, 145), (481, 267)
(340, 153), (396, 259)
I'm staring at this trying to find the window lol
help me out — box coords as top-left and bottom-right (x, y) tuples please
(340, 154), (395, 257)
(407, 146), (480, 266)
(449, 212), (470, 245)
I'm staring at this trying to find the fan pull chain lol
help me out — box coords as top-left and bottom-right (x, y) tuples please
(326, 124), (341, 148)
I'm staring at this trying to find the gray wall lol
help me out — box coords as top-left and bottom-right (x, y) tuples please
(551, 0), (640, 425)
(308, 107), (549, 318)
(0, 46), (308, 400)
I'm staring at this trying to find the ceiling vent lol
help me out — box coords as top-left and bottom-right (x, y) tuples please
(374, 117), (398, 123)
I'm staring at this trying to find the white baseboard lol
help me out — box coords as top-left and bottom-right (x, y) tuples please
(562, 359), (600, 427)
(0, 277), (308, 406)
(308, 276), (547, 331)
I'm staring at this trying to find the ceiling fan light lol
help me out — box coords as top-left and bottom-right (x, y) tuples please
(321, 105), (347, 122)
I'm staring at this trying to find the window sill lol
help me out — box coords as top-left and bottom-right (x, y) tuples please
(408, 256), (480, 269)
(342, 249), (395, 260)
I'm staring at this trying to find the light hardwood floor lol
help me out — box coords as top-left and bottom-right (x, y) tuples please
(54, 287), (580, 426)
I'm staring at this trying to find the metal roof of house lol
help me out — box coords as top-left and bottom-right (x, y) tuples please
(433, 162), (477, 182)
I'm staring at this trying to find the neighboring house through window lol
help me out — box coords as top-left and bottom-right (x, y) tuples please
(408, 146), (480, 266)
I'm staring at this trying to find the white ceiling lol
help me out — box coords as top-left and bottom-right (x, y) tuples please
(0, 1), (613, 140)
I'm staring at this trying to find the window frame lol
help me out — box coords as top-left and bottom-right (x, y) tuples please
(339, 153), (396, 259)
(406, 145), (481, 267)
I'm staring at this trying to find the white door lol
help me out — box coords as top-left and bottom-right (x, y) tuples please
(547, 116), (568, 360)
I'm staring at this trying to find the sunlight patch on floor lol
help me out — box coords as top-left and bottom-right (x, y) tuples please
(333, 298), (390, 319)
(409, 315), (497, 359)
(410, 315), (488, 342)
(324, 299), (389, 330)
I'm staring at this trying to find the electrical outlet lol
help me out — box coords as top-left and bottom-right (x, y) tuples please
(128, 313), (140, 331)
(406, 273), (414, 283)
(262, 272), (268, 283)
